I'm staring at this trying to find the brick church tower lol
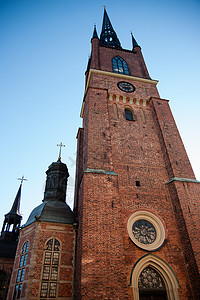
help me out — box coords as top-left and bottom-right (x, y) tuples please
(74, 9), (200, 299)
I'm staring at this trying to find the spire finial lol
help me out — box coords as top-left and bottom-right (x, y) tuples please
(17, 175), (28, 185)
(103, 5), (106, 10)
(57, 142), (65, 161)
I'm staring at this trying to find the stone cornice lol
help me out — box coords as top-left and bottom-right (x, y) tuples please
(166, 177), (200, 184)
(84, 168), (118, 176)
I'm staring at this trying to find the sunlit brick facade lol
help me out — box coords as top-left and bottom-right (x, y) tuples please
(2, 9), (200, 300)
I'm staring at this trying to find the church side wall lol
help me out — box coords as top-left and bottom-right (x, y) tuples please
(7, 221), (75, 300)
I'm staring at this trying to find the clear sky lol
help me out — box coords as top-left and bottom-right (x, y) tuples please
(0, 0), (200, 228)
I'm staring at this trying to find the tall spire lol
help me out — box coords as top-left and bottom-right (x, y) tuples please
(100, 8), (121, 48)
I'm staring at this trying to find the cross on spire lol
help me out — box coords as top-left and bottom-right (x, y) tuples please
(57, 142), (65, 161)
(17, 175), (28, 185)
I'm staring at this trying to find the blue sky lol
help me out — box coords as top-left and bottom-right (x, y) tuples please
(0, 0), (200, 227)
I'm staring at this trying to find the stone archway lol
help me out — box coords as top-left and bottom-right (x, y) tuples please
(129, 254), (180, 300)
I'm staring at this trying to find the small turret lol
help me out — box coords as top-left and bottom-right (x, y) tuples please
(25, 145), (75, 226)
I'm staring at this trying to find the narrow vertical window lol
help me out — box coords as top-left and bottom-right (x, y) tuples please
(40, 239), (60, 299)
(13, 241), (29, 299)
(112, 56), (129, 75)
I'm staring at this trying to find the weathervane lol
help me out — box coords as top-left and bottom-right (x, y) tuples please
(17, 175), (28, 185)
(57, 142), (65, 161)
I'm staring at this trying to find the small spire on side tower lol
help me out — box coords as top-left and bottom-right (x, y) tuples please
(92, 25), (99, 39)
(131, 31), (140, 50)
(100, 8), (121, 48)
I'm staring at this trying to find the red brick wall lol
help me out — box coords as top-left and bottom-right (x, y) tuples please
(151, 97), (195, 179)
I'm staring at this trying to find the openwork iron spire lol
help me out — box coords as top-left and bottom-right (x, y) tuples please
(100, 9), (121, 48)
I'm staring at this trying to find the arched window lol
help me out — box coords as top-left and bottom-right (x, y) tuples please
(40, 239), (60, 299)
(125, 108), (135, 121)
(139, 267), (167, 299)
(112, 56), (129, 75)
(0, 270), (8, 299)
(13, 241), (29, 299)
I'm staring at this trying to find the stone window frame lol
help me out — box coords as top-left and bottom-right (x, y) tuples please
(129, 254), (180, 300)
(127, 210), (166, 251)
(40, 238), (61, 299)
(112, 56), (130, 75)
(13, 240), (29, 299)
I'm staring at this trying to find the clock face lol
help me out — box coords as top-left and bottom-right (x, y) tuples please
(132, 219), (156, 245)
(117, 81), (135, 93)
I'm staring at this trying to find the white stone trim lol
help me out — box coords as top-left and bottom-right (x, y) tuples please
(109, 94), (113, 101)
(142, 99), (147, 106)
(116, 95), (120, 102)
(131, 254), (180, 300)
(129, 98), (133, 104)
(136, 98), (140, 106)
(122, 96), (127, 103)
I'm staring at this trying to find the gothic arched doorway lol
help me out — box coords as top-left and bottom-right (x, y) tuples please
(130, 254), (180, 300)
(139, 267), (167, 300)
